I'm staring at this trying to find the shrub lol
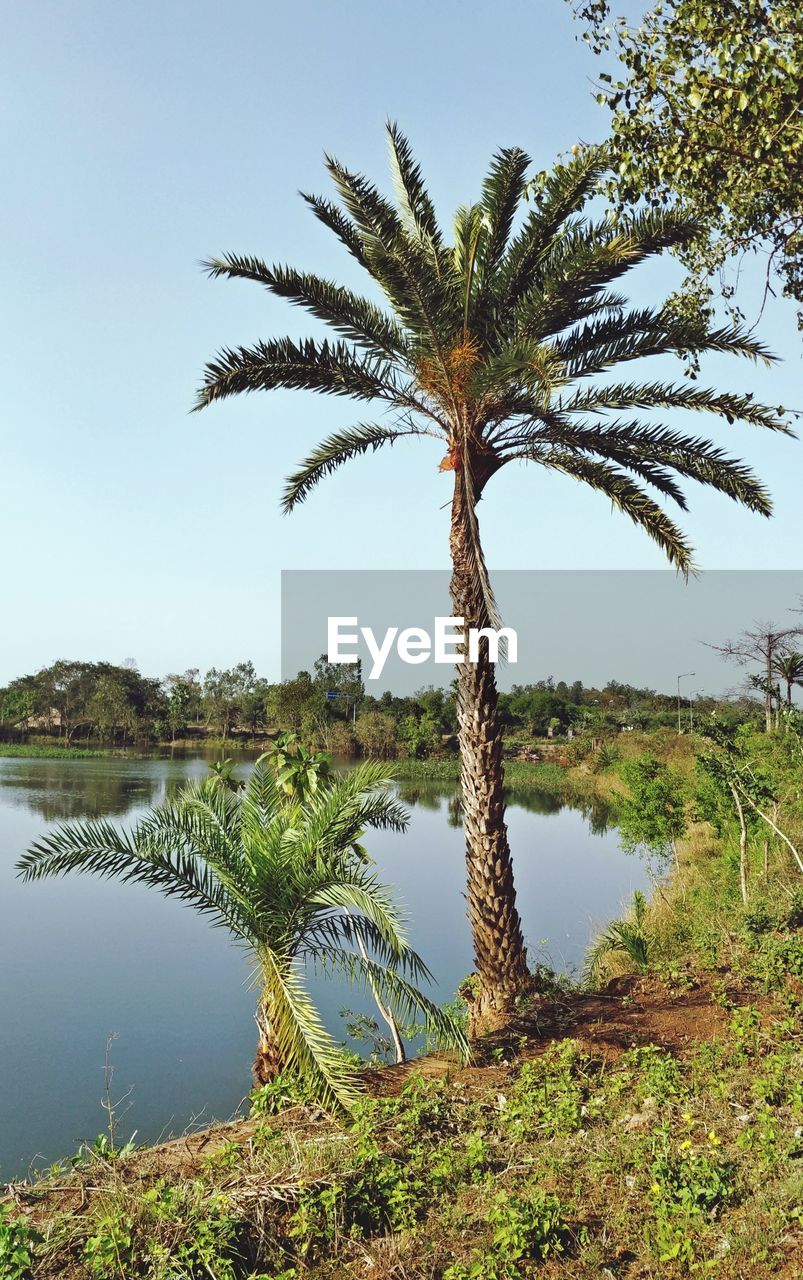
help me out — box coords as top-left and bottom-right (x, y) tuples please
(325, 720), (357, 755)
(354, 711), (397, 758)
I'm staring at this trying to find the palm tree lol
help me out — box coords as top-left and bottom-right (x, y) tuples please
(775, 651), (803, 707)
(17, 759), (467, 1112)
(194, 127), (787, 1032)
(584, 890), (651, 986)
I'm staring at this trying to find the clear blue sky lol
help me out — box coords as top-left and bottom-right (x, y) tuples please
(3, 0), (801, 686)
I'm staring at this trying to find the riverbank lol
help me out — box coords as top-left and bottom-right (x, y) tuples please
(4, 752), (802, 1278)
(395, 754), (629, 813)
(0, 744), (117, 759)
(6, 937), (802, 1278)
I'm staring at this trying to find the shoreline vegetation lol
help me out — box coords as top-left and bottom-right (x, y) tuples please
(4, 733), (802, 1278)
(0, 744), (120, 760)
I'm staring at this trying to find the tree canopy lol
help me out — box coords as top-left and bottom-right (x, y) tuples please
(571, 0), (803, 325)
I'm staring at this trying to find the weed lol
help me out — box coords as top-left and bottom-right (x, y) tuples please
(444, 1190), (576, 1279)
(645, 1124), (734, 1267)
(622, 1045), (686, 1104)
(83, 1208), (134, 1279)
(250, 1073), (312, 1116)
(0, 1203), (39, 1280)
(729, 1005), (762, 1057)
(499, 1042), (588, 1139)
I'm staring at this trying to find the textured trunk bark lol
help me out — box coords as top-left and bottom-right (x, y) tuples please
(449, 478), (529, 1036)
(252, 1005), (284, 1086)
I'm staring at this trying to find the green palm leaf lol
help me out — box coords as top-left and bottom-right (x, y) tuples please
(19, 756), (464, 1114)
(194, 128), (792, 1022)
(282, 422), (431, 512)
(203, 255), (409, 361)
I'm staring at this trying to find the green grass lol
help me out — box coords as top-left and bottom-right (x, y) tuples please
(14, 960), (803, 1279)
(8, 738), (803, 1278)
(0, 744), (118, 759)
(394, 756), (582, 792)
(393, 757), (461, 781)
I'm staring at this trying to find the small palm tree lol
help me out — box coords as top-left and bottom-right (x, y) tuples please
(17, 759), (467, 1113)
(195, 127), (787, 1031)
(775, 651), (803, 707)
(584, 891), (651, 986)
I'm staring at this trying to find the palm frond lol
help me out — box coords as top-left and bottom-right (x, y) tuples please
(306, 878), (415, 963)
(282, 421), (433, 512)
(299, 911), (428, 981)
(325, 155), (458, 345)
(532, 449), (696, 574)
(259, 952), (362, 1113)
(18, 815), (249, 935)
(194, 337), (400, 410)
(386, 120), (444, 256)
(299, 191), (368, 266)
(452, 204), (486, 335)
(498, 418), (774, 516)
(514, 210), (699, 342)
(203, 255), (409, 361)
(584, 891), (651, 986)
(554, 308), (775, 379)
(560, 382), (791, 432)
(480, 146), (530, 277)
(501, 147), (608, 309)
(315, 947), (470, 1062)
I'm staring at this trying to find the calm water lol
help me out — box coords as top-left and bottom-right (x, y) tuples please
(0, 752), (649, 1177)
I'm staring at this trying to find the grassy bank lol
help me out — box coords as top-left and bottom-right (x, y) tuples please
(4, 749), (802, 1278)
(5, 910), (802, 1278)
(395, 754), (626, 813)
(0, 744), (118, 760)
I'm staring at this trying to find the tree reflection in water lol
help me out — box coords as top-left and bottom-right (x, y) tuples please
(0, 762), (163, 821)
(396, 780), (613, 835)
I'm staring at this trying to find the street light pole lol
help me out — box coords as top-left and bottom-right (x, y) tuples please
(677, 672), (695, 733)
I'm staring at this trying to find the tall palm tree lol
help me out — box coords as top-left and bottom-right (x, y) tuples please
(17, 759), (467, 1112)
(775, 651), (803, 707)
(194, 127), (787, 1032)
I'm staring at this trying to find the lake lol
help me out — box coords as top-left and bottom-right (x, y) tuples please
(0, 751), (650, 1178)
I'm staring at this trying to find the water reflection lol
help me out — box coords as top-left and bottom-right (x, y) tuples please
(0, 748), (256, 822)
(397, 783), (443, 811)
(0, 763), (164, 820)
(0, 751), (645, 1178)
(396, 779), (614, 833)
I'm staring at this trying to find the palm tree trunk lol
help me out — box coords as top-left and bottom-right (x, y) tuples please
(449, 479), (529, 1035)
(253, 1004), (284, 1085)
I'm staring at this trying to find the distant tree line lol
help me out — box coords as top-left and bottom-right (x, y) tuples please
(0, 656), (766, 752)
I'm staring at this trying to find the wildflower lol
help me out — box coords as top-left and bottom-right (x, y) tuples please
(679, 1139), (693, 1151)
(708, 1131), (721, 1146)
